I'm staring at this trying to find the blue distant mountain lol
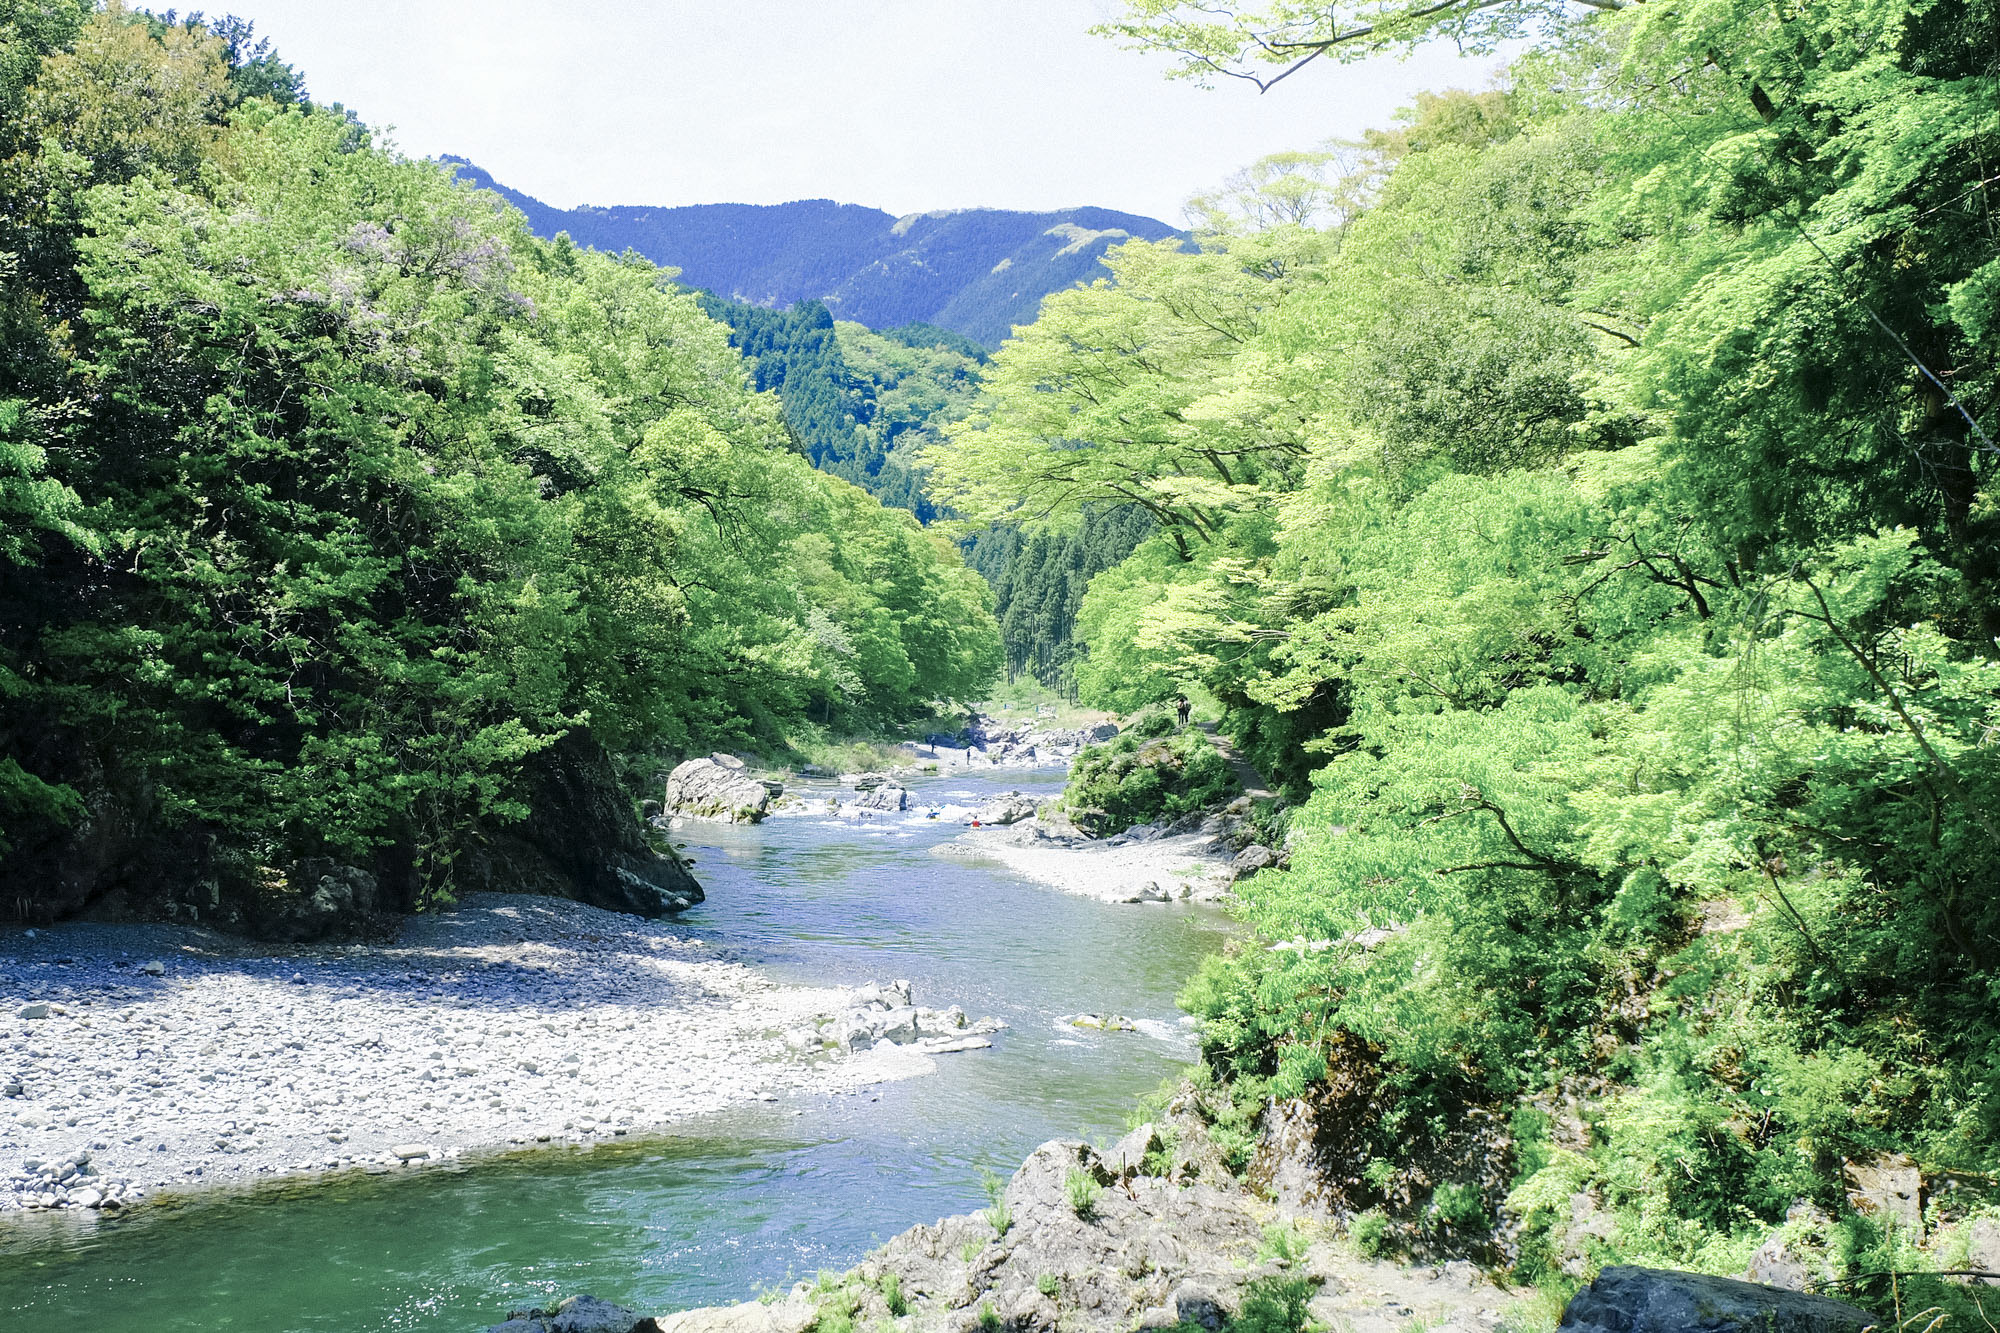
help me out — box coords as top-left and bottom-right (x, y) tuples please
(442, 158), (1179, 347)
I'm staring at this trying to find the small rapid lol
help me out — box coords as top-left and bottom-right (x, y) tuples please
(0, 768), (1233, 1332)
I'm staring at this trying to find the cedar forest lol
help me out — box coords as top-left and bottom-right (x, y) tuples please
(2, 0), (1998, 1313)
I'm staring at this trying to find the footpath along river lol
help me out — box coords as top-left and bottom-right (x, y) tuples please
(0, 767), (1234, 1331)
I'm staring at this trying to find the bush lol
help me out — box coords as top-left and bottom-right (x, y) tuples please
(1064, 1167), (1102, 1218)
(1059, 726), (1235, 835)
(879, 1273), (906, 1318)
(980, 1167), (1012, 1237)
(1350, 1209), (1389, 1258)
(1257, 1221), (1310, 1268)
(1234, 1276), (1315, 1333)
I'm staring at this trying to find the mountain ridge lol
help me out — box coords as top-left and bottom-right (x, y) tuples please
(441, 158), (1179, 346)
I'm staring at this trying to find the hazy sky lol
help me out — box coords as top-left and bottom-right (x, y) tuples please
(215, 1), (1506, 223)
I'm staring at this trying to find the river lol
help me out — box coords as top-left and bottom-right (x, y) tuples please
(0, 767), (1233, 1331)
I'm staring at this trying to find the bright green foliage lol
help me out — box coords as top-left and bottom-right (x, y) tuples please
(0, 12), (998, 903)
(1063, 1167), (1102, 1219)
(1060, 716), (1235, 836)
(926, 233), (1323, 559)
(936, 0), (2000, 1284)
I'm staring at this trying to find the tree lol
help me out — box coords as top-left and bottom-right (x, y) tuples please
(926, 234), (1323, 557)
(1097, 0), (1604, 92)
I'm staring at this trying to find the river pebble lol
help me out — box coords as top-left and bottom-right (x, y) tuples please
(0, 893), (973, 1212)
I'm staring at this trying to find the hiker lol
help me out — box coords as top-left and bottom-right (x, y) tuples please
(1175, 695), (1191, 729)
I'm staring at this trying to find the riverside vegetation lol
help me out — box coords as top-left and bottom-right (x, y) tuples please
(0, 2), (1002, 923)
(2, 1), (1997, 1331)
(919, 0), (2000, 1321)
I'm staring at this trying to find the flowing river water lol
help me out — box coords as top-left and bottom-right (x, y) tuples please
(0, 768), (1234, 1331)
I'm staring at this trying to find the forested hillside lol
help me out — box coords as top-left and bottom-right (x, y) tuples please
(961, 508), (1156, 691)
(0, 3), (1000, 921)
(933, 0), (2000, 1302)
(441, 159), (1179, 347)
(695, 297), (986, 524)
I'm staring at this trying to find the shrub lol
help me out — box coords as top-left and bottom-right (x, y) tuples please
(1429, 1181), (1487, 1233)
(1257, 1221), (1309, 1268)
(976, 1300), (1001, 1333)
(878, 1273), (906, 1318)
(1064, 1167), (1102, 1219)
(980, 1167), (1012, 1237)
(1059, 727), (1236, 835)
(1036, 1272), (1060, 1298)
(1350, 1209), (1389, 1258)
(1234, 1276), (1316, 1333)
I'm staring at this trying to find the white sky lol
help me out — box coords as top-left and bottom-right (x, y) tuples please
(214, 1), (1507, 223)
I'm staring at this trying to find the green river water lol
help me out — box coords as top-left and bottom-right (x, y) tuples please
(0, 768), (1232, 1331)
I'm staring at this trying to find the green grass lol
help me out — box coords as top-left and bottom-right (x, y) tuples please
(980, 1167), (1013, 1237)
(1064, 1167), (1102, 1219)
(878, 1272), (906, 1318)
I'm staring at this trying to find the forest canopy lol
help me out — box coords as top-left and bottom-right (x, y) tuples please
(937, 0), (2000, 1297)
(0, 1), (1000, 913)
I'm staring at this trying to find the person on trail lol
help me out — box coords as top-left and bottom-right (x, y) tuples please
(1175, 696), (1191, 729)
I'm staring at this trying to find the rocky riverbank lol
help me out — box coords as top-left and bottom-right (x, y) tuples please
(0, 894), (1002, 1214)
(478, 1099), (1889, 1333)
(935, 819), (1242, 905)
(482, 1088), (1535, 1333)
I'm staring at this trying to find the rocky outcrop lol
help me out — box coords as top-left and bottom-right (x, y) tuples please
(665, 755), (774, 824)
(460, 734), (703, 918)
(1964, 1216), (2000, 1284)
(911, 718), (1120, 769)
(1555, 1267), (1877, 1333)
(1741, 1201), (1838, 1292)
(972, 792), (1037, 826)
(0, 733), (223, 924)
(3, 729), (699, 928)
(1843, 1153), (1923, 1235)
(853, 782), (910, 813)
(1244, 1040), (1514, 1264)
(521, 1101), (1520, 1333)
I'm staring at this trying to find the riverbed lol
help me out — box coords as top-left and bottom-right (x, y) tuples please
(0, 768), (1233, 1331)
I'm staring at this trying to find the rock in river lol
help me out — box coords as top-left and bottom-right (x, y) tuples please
(971, 791), (1037, 826)
(666, 755), (775, 824)
(852, 783), (909, 813)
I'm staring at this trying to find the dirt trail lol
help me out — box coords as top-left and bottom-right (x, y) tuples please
(1196, 721), (1276, 800)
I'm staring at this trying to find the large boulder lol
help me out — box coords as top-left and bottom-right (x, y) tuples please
(1843, 1153), (1924, 1235)
(1555, 1267), (1878, 1333)
(972, 792), (1037, 825)
(1230, 844), (1276, 878)
(460, 734), (703, 917)
(665, 755), (773, 824)
(853, 783), (908, 812)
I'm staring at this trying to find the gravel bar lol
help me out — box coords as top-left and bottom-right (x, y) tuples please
(0, 893), (946, 1213)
